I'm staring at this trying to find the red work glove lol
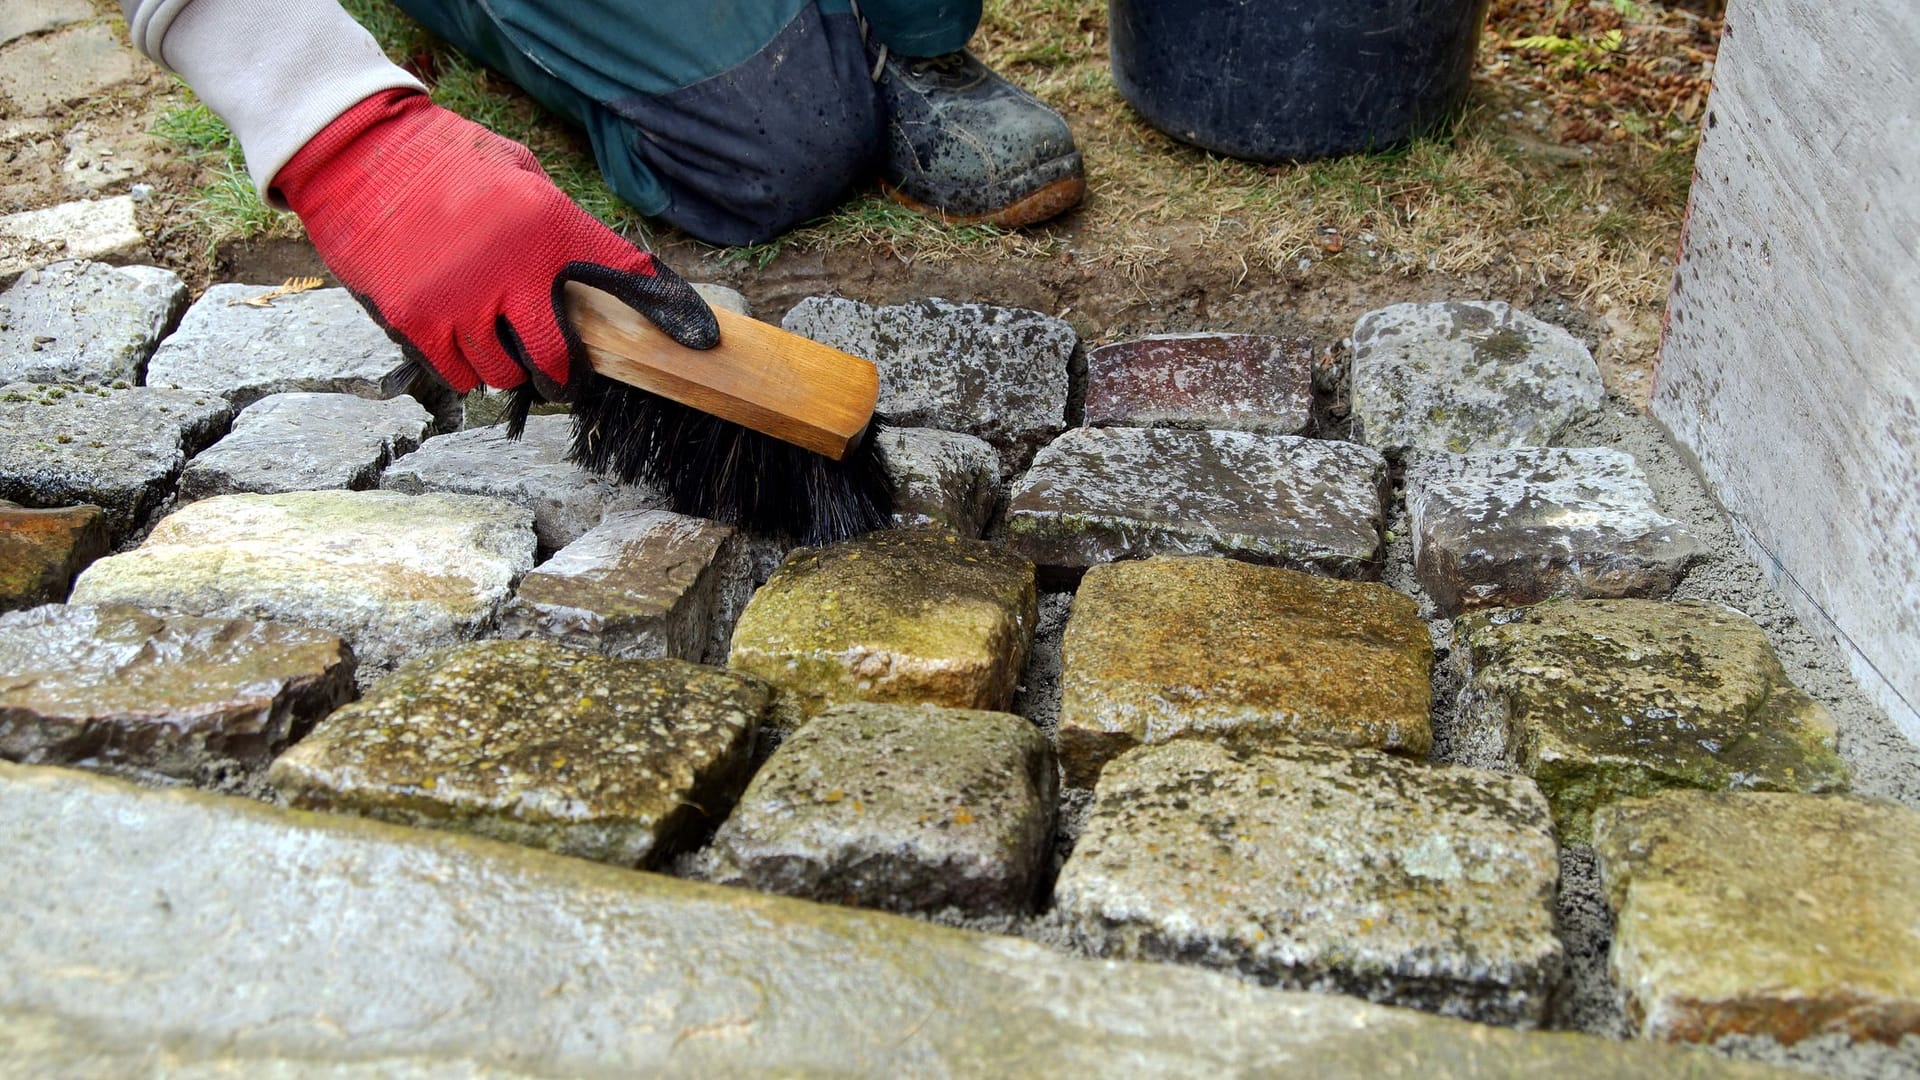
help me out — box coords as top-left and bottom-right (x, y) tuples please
(271, 89), (717, 400)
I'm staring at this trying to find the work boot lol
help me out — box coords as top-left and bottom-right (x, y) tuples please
(875, 50), (1085, 228)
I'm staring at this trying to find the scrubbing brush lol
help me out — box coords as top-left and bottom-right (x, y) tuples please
(558, 281), (894, 544)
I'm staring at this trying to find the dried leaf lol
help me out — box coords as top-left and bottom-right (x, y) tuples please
(228, 276), (325, 308)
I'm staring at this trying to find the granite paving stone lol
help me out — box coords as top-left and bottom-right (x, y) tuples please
(0, 195), (144, 276)
(1350, 300), (1604, 455)
(0, 500), (108, 609)
(1408, 447), (1701, 616)
(1055, 740), (1563, 1025)
(728, 530), (1037, 729)
(1056, 557), (1432, 786)
(178, 391), (432, 500)
(0, 603), (353, 778)
(381, 413), (655, 552)
(879, 426), (1000, 536)
(1084, 332), (1314, 433)
(144, 284), (455, 422)
(71, 490), (536, 673)
(1594, 791), (1920, 1047)
(0, 380), (230, 538)
(1005, 427), (1389, 584)
(0, 0), (92, 46)
(783, 295), (1074, 469)
(0, 763), (1784, 1077)
(0, 260), (186, 384)
(703, 532), (797, 666)
(707, 703), (1056, 915)
(497, 508), (736, 660)
(1456, 599), (1851, 841)
(269, 641), (768, 867)
(0, 24), (140, 116)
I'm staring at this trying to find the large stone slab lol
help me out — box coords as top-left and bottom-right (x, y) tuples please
(0, 604), (352, 778)
(1005, 427), (1389, 584)
(178, 391), (431, 500)
(497, 508), (736, 660)
(782, 296), (1074, 468)
(0, 765), (1785, 1078)
(728, 530), (1037, 728)
(0, 261), (186, 384)
(707, 703), (1055, 915)
(1595, 791), (1920, 1047)
(0, 0), (92, 46)
(1408, 447), (1701, 616)
(879, 426), (999, 536)
(381, 414), (651, 551)
(0, 381), (231, 538)
(1456, 599), (1851, 841)
(144, 284), (453, 422)
(270, 641), (766, 867)
(1084, 333), (1314, 433)
(0, 196), (144, 278)
(1057, 557), (1431, 786)
(70, 490), (537, 672)
(1350, 300), (1604, 455)
(0, 24), (140, 116)
(0, 501), (107, 609)
(1057, 740), (1563, 1025)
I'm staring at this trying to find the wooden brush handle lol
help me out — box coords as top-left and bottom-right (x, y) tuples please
(563, 281), (880, 461)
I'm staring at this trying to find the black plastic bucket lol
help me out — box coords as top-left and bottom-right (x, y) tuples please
(1108, 0), (1490, 162)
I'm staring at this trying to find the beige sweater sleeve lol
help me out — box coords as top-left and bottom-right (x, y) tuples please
(121, 0), (424, 202)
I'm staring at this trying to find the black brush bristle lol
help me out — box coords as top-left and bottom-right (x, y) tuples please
(568, 370), (895, 545)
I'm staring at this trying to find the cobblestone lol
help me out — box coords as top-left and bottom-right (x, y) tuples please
(0, 260), (185, 384)
(0, 500), (108, 610)
(880, 426), (1000, 536)
(179, 391), (432, 500)
(1085, 332), (1314, 433)
(0, 195), (144, 276)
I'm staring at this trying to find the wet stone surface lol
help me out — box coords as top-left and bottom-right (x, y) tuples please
(380, 414), (654, 552)
(1350, 300), (1604, 455)
(178, 391), (432, 500)
(1055, 740), (1564, 1026)
(497, 508), (736, 661)
(0, 603), (353, 778)
(1594, 791), (1920, 1048)
(144, 284), (455, 422)
(1408, 447), (1701, 616)
(0, 500), (108, 610)
(880, 426), (1000, 536)
(0, 261), (185, 385)
(1056, 557), (1432, 787)
(71, 490), (536, 673)
(728, 530), (1037, 730)
(1456, 599), (1851, 842)
(783, 295), (1075, 470)
(1084, 332), (1314, 433)
(705, 703), (1056, 915)
(0, 196), (145, 277)
(0, 380), (230, 538)
(269, 640), (768, 868)
(1005, 427), (1389, 584)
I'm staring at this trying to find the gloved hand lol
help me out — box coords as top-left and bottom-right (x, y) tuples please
(271, 89), (717, 400)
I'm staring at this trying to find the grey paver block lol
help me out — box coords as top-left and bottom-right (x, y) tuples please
(0, 763), (1783, 1077)
(0, 0), (92, 46)
(0, 195), (144, 276)
(1408, 447), (1701, 616)
(783, 295), (1074, 469)
(270, 641), (767, 867)
(178, 391), (432, 500)
(1350, 300), (1603, 455)
(0, 501), (108, 610)
(0, 24), (140, 116)
(1085, 332), (1314, 433)
(497, 508), (736, 660)
(1057, 557), (1432, 786)
(728, 530), (1037, 729)
(0, 260), (186, 384)
(880, 426), (999, 536)
(1057, 740), (1564, 1025)
(1005, 426), (1389, 583)
(1595, 791), (1920, 1047)
(709, 703), (1056, 914)
(380, 413), (654, 552)
(1456, 599), (1851, 841)
(0, 380), (230, 538)
(71, 490), (537, 673)
(0, 603), (352, 778)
